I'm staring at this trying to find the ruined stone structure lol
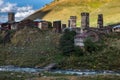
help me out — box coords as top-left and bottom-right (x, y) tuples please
(0, 12), (19, 30)
(86, 30), (100, 42)
(17, 19), (35, 29)
(112, 25), (120, 32)
(97, 14), (103, 28)
(53, 20), (62, 33)
(81, 12), (89, 29)
(11, 22), (19, 30)
(8, 12), (15, 23)
(74, 32), (87, 47)
(62, 24), (66, 29)
(68, 20), (70, 27)
(38, 21), (49, 30)
(0, 23), (11, 30)
(69, 16), (77, 28)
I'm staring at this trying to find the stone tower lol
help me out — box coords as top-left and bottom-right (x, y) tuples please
(81, 12), (89, 29)
(97, 14), (103, 28)
(69, 16), (77, 28)
(53, 20), (62, 33)
(8, 12), (15, 23)
(68, 20), (70, 27)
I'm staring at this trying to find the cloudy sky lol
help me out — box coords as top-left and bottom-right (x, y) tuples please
(0, 0), (53, 22)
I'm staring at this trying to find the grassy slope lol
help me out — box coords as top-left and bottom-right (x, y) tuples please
(34, 75), (120, 80)
(0, 27), (120, 70)
(26, 0), (120, 27)
(0, 71), (36, 80)
(0, 28), (61, 67)
(1, 72), (120, 80)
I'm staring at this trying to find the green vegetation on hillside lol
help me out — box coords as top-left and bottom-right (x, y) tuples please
(0, 28), (61, 67)
(1, 71), (120, 80)
(0, 71), (36, 80)
(0, 27), (120, 70)
(26, 0), (120, 27)
(59, 29), (77, 55)
(34, 75), (120, 80)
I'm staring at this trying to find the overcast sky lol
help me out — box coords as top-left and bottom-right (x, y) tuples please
(0, 0), (53, 22)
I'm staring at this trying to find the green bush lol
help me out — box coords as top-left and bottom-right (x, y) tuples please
(84, 37), (105, 53)
(0, 30), (16, 45)
(59, 29), (84, 56)
(73, 46), (84, 56)
(59, 29), (76, 56)
(0, 36), (3, 43)
(56, 78), (69, 80)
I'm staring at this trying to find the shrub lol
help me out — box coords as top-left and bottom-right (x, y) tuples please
(59, 29), (76, 56)
(73, 46), (84, 56)
(84, 37), (105, 53)
(56, 78), (69, 80)
(0, 36), (3, 43)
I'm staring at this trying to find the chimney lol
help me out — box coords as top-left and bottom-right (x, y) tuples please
(8, 12), (15, 23)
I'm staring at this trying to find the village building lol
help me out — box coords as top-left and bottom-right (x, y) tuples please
(34, 19), (52, 30)
(69, 16), (77, 28)
(0, 24), (1, 29)
(62, 24), (66, 29)
(53, 20), (62, 33)
(10, 22), (19, 30)
(97, 14), (104, 28)
(8, 12), (15, 23)
(0, 11), (119, 35)
(112, 25), (120, 32)
(68, 20), (70, 27)
(38, 21), (49, 30)
(17, 19), (35, 29)
(81, 12), (89, 29)
(0, 23), (11, 30)
(74, 31), (87, 47)
(0, 12), (19, 30)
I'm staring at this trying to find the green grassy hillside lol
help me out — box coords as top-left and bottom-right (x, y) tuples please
(26, 0), (120, 27)
(0, 27), (120, 70)
(0, 28), (61, 67)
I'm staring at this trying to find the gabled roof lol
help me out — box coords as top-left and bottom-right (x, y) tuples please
(113, 25), (120, 28)
(34, 19), (42, 22)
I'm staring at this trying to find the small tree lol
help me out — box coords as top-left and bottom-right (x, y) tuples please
(0, 36), (2, 43)
(59, 29), (76, 56)
(84, 37), (105, 53)
(74, 46), (84, 56)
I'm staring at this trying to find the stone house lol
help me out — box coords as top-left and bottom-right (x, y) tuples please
(38, 21), (49, 30)
(74, 33), (86, 47)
